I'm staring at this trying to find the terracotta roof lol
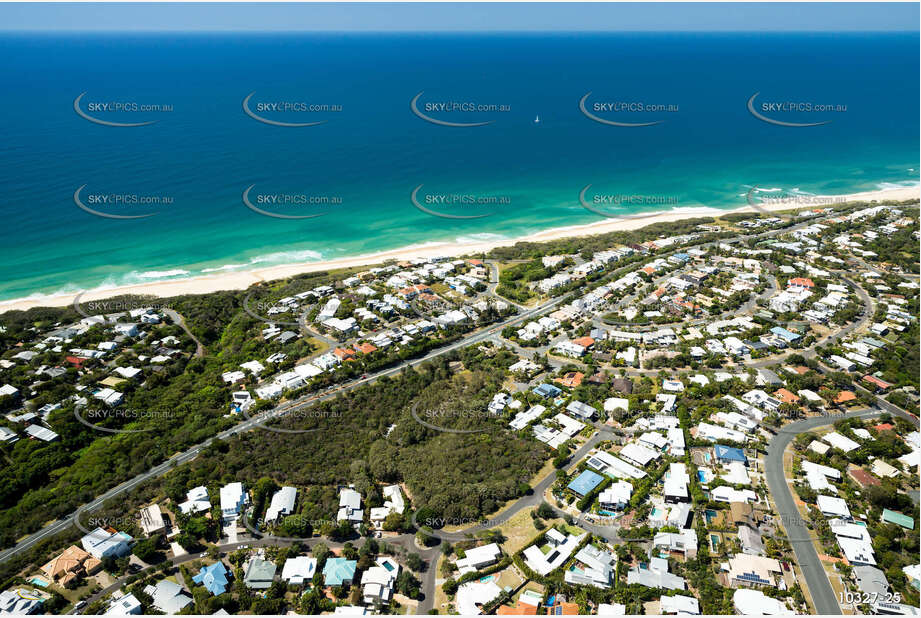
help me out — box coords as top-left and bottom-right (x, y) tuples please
(862, 375), (892, 390)
(788, 277), (815, 288)
(572, 336), (595, 348)
(555, 372), (584, 388)
(834, 390), (857, 404)
(498, 603), (538, 615)
(354, 342), (377, 355)
(333, 347), (356, 360)
(873, 423), (895, 432)
(546, 602), (580, 615)
(775, 388), (800, 404)
(42, 545), (90, 580)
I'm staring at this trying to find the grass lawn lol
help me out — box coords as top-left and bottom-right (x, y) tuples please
(305, 336), (330, 357)
(493, 567), (524, 590)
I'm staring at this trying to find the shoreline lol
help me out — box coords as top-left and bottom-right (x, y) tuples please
(2, 185), (918, 314)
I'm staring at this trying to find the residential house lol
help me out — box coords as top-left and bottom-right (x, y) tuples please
(144, 580), (192, 614)
(220, 482), (247, 521)
(323, 557), (358, 587)
(281, 556), (317, 585)
(243, 558), (277, 589)
(726, 554), (782, 588)
(456, 543), (502, 575)
(80, 528), (132, 560)
(193, 561), (231, 596)
(265, 486), (297, 524)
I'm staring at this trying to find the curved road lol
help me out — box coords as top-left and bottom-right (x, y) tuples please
(764, 407), (919, 615)
(164, 309), (206, 358)
(4, 208), (909, 613)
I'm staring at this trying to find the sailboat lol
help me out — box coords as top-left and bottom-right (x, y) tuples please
(534, 114), (540, 124)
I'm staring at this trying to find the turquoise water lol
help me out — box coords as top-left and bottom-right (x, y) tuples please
(28, 577), (49, 588)
(0, 32), (917, 302)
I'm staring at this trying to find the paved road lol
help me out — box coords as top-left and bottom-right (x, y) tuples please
(764, 407), (919, 615)
(163, 309), (206, 358)
(6, 207), (909, 611)
(421, 424), (618, 543)
(74, 532), (440, 614)
(0, 288), (566, 566)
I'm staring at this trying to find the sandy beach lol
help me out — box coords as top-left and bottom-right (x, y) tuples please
(2, 185), (917, 314)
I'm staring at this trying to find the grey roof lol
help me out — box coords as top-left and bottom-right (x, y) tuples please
(244, 558), (277, 588)
(146, 580), (192, 614)
(627, 566), (686, 591)
(738, 525), (765, 556)
(853, 566), (889, 597)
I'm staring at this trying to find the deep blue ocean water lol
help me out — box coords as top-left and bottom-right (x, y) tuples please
(0, 32), (917, 301)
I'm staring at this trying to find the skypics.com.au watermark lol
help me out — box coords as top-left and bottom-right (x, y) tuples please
(74, 185), (173, 219)
(242, 185), (343, 220)
(72, 292), (175, 320)
(579, 184), (679, 220)
(747, 92), (846, 127)
(580, 92), (678, 127)
(73, 512), (145, 537)
(242, 513), (337, 542)
(74, 92), (173, 127)
(410, 401), (494, 434)
(74, 405), (179, 434)
(410, 184), (508, 219)
(411, 91), (510, 127)
(242, 405), (343, 435)
(241, 291), (309, 328)
(243, 92), (342, 127)
(746, 186), (847, 214)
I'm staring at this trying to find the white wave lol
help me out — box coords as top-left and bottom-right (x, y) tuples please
(246, 249), (323, 265)
(455, 232), (508, 244)
(133, 269), (191, 280)
(201, 263), (247, 273)
(876, 180), (920, 190)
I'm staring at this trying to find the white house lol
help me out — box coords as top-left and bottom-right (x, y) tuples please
(265, 486), (297, 524)
(81, 528), (132, 560)
(455, 543), (502, 575)
(220, 482), (248, 521)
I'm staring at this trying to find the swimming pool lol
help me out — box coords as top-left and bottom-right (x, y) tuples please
(27, 577), (49, 588)
(709, 534), (720, 550)
(705, 509), (717, 524)
(697, 470), (706, 482)
(651, 507), (664, 518)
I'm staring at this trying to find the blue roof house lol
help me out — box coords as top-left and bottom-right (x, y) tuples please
(714, 445), (747, 464)
(770, 326), (801, 342)
(533, 383), (562, 399)
(567, 470), (605, 497)
(193, 561), (231, 596)
(323, 557), (357, 587)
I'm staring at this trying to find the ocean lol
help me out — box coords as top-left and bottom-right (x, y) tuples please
(0, 31), (917, 302)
